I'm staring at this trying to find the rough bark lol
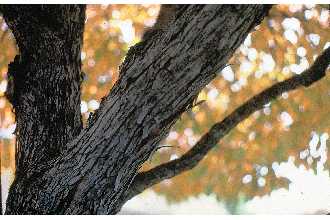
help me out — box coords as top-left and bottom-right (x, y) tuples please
(126, 46), (330, 201)
(2, 5), (85, 214)
(2, 5), (271, 214)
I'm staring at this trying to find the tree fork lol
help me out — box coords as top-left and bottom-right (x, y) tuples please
(2, 5), (272, 214)
(127, 46), (330, 201)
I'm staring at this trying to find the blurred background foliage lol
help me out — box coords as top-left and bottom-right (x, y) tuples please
(0, 4), (329, 213)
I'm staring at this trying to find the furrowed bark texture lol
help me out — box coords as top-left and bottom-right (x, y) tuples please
(3, 5), (271, 214)
(2, 5), (85, 213)
(127, 46), (330, 201)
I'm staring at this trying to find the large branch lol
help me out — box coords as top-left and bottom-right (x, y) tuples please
(127, 46), (330, 200)
(2, 5), (85, 174)
(2, 5), (86, 213)
(4, 5), (271, 214)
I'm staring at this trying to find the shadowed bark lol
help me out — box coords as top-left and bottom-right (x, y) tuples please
(2, 5), (86, 214)
(1, 4), (273, 214)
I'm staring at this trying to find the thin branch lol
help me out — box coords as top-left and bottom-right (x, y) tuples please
(127, 46), (330, 199)
(3, 5), (274, 214)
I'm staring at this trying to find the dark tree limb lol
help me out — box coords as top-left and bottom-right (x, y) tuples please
(3, 5), (272, 214)
(2, 4), (85, 213)
(127, 46), (330, 200)
(2, 5), (85, 173)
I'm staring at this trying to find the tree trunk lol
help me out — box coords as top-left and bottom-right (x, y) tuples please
(2, 5), (85, 214)
(1, 5), (271, 214)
